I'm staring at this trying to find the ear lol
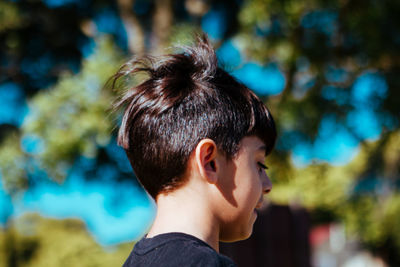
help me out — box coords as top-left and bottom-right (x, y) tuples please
(194, 138), (218, 184)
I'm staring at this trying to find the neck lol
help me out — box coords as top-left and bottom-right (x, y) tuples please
(146, 188), (220, 252)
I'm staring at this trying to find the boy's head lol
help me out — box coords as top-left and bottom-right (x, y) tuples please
(112, 34), (276, 201)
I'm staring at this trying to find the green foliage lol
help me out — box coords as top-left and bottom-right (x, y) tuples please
(19, 37), (123, 182)
(0, 1), (22, 33)
(0, 214), (133, 267)
(0, 36), (123, 191)
(237, 4), (400, 260)
(168, 23), (201, 48)
(0, 133), (28, 193)
(268, 130), (400, 255)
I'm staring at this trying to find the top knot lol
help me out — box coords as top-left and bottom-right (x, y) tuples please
(111, 34), (220, 148)
(184, 34), (218, 81)
(153, 33), (218, 82)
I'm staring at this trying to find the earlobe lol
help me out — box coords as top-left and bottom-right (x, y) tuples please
(195, 139), (219, 184)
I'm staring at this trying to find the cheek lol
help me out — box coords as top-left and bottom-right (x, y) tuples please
(249, 166), (263, 191)
(240, 171), (262, 208)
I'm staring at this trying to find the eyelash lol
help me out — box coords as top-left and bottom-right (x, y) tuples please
(257, 162), (268, 170)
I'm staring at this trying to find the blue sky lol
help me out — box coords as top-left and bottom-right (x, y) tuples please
(291, 71), (387, 167)
(0, 83), (27, 126)
(0, 177), (13, 225)
(9, 158), (156, 245)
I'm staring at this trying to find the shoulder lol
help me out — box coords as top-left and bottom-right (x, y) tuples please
(123, 233), (236, 267)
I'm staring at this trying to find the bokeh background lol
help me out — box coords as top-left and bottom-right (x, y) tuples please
(0, 0), (399, 266)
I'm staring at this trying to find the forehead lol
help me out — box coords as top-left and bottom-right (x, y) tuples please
(237, 136), (266, 156)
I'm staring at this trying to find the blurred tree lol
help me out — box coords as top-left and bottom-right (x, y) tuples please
(0, 0), (399, 265)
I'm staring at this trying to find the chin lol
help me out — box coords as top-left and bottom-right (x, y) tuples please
(219, 224), (254, 242)
(219, 211), (258, 242)
(220, 231), (253, 243)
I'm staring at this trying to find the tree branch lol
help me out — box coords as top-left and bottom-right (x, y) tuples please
(117, 0), (146, 55)
(150, 0), (173, 55)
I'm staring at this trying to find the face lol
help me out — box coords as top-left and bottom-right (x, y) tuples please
(215, 136), (272, 242)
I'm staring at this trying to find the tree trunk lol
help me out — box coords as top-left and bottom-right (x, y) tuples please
(150, 0), (173, 55)
(117, 0), (146, 55)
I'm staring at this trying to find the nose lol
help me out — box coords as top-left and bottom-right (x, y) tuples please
(262, 173), (272, 194)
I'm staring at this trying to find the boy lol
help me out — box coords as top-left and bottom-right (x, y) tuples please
(112, 34), (276, 266)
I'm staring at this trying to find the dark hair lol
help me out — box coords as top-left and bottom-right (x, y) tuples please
(111, 34), (276, 199)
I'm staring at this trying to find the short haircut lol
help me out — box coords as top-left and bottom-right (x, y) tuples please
(111, 34), (276, 199)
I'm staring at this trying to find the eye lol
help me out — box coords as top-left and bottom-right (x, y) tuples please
(257, 162), (268, 172)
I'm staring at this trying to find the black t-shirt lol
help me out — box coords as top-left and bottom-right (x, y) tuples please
(123, 232), (237, 267)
